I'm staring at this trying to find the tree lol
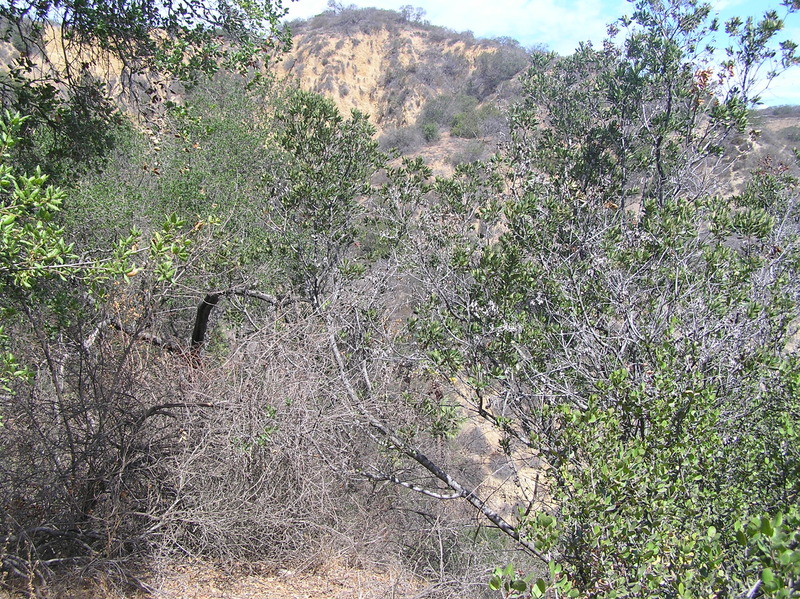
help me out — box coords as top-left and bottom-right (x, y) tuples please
(0, 111), (74, 388)
(399, 5), (426, 23)
(0, 0), (291, 181)
(263, 89), (383, 304)
(382, 1), (800, 596)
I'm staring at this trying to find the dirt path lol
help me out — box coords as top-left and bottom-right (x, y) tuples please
(149, 563), (424, 599)
(1, 562), (427, 599)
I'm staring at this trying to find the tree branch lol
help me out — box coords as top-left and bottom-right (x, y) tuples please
(362, 471), (463, 500)
(325, 314), (547, 561)
(107, 318), (184, 352)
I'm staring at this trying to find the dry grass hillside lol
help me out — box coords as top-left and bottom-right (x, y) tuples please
(273, 7), (529, 174)
(278, 26), (488, 127)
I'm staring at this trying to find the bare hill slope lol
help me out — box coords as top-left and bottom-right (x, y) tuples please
(277, 7), (527, 131)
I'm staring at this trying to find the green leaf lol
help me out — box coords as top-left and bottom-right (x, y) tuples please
(779, 550), (800, 565)
(736, 530), (748, 546)
(530, 578), (546, 597)
(761, 517), (775, 537)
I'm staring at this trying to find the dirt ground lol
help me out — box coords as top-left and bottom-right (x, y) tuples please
(0, 561), (428, 599)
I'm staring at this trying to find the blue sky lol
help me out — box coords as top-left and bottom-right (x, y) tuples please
(283, 0), (800, 106)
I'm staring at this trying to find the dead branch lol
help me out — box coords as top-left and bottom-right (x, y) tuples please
(362, 472), (462, 500)
(325, 314), (547, 562)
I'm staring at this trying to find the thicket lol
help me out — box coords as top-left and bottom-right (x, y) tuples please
(1, 0), (800, 598)
(381, 91), (508, 154)
(379, 124), (425, 153)
(0, 73), (519, 599)
(408, 1), (800, 596)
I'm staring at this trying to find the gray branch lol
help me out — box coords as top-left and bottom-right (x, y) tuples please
(325, 314), (546, 561)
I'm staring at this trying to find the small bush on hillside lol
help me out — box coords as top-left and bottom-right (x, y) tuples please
(451, 109), (480, 138)
(379, 125), (424, 154)
(422, 122), (439, 143)
(419, 93), (478, 129)
(416, 51), (470, 87)
(426, 26), (455, 43)
(418, 94), (507, 139)
(476, 104), (508, 136)
(781, 125), (800, 143)
(450, 140), (488, 164)
(467, 46), (529, 100)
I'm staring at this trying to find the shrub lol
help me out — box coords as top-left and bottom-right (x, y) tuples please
(467, 47), (529, 100)
(379, 125), (424, 153)
(476, 104), (508, 136)
(446, 100), (506, 139)
(449, 140), (487, 164)
(781, 125), (800, 143)
(451, 110), (480, 138)
(419, 93), (479, 129)
(422, 122), (440, 143)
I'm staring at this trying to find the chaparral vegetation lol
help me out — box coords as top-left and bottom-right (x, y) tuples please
(0, 0), (799, 597)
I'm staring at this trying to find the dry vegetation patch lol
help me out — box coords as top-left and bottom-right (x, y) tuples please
(0, 561), (427, 599)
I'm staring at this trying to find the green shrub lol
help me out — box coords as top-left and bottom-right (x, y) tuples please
(422, 122), (440, 143)
(420, 96), (505, 139)
(419, 93), (478, 130)
(451, 110), (480, 138)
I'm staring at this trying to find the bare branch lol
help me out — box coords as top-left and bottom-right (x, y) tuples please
(325, 313), (547, 562)
(362, 471), (463, 500)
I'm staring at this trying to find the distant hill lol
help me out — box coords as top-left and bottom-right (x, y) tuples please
(276, 6), (531, 172)
(2, 5), (797, 176)
(278, 7), (800, 177)
(279, 7), (528, 128)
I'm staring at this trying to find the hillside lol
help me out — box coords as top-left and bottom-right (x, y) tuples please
(279, 7), (526, 128)
(277, 7), (800, 177)
(4, 6), (797, 175)
(273, 7), (530, 172)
